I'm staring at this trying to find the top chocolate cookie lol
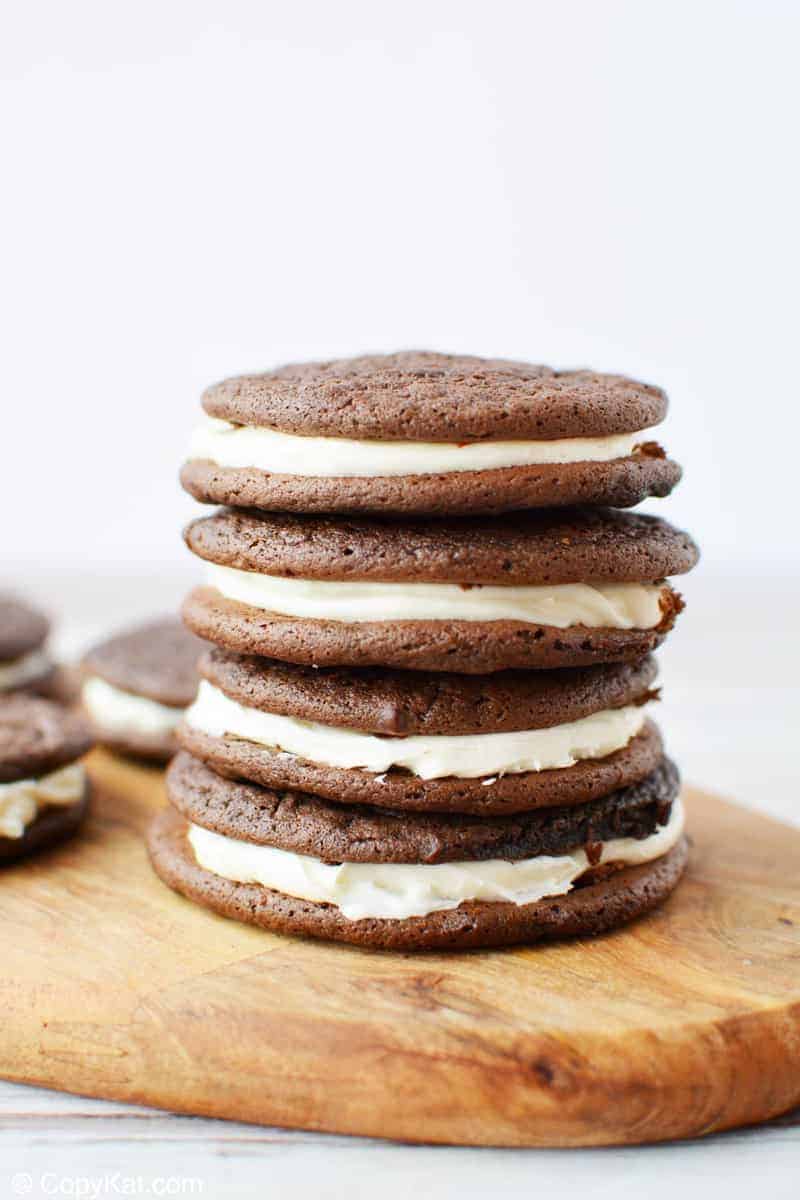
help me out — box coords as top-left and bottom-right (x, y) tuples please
(182, 351), (682, 515)
(0, 694), (93, 783)
(81, 617), (204, 708)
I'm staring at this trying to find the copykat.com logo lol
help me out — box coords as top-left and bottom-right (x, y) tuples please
(10, 1173), (204, 1197)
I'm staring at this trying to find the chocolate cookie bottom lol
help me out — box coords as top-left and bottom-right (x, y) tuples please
(180, 453), (682, 517)
(184, 587), (681, 674)
(147, 806), (688, 951)
(0, 785), (90, 864)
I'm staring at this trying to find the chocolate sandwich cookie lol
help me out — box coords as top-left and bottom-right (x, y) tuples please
(81, 617), (205, 762)
(183, 507), (698, 674)
(181, 352), (682, 515)
(167, 752), (680, 863)
(0, 694), (93, 863)
(0, 593), (56, 696)
(148, 757), (687, 951)
(179, 649), (663, 814)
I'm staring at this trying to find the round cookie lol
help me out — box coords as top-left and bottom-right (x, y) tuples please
(182, 352), (682, 515)
(179, 720), (663, 816)
(148, 806), (689, 951)
(167, 751), (679, 864)
(0, 593), (56, 695)
(196, 649), (658, 735)
(81, 617), (205, 762)
(0, 694), (93, 783)
(183, 508), (698, 673)
(0, 694), (93, 863)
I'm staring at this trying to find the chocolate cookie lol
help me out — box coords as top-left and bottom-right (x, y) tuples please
(0, 694), (93, 863)
(148, 805), (689, 951)
(167, 751), (679, 864)
(0, 694), (93, 783)
(81, 617), (204, 763)
(198, 650), (658, 735)
(183, 508), (697, 673)
(179, 719), (662, 815)
(182, 353), (682, 514)
(0, 593), (56, 695)
(82, 617), (204, 707)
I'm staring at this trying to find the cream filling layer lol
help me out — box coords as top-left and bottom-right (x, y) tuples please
(82, 676), (186, 738)
(187, 799), (684, 921)
(0, 647), (53, 690)
(188, 417), (657, 478)
(206, 563), (667, 629)
(185, 680), (648, 780)
(0, 763), (86, 839)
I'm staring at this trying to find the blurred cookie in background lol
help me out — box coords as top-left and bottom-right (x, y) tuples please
(81, 617), (204, 763)
(0, 593), (58, 696)
(0, 694), (93, 864)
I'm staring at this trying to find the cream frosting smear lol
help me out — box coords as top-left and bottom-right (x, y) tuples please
(0, 647), (53, 691)
(82, 676), (186, 737)
(185, 681), (648, 780)
(206, 563), (667, 630)
(188, 416), (657, 478)
(0, 763), (86, 839)
(187, 799), (684, 921)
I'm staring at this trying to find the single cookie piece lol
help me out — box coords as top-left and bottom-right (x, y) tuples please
(0, 593), (56, 696)
(183, 508), (699, 673)
(181, 352), (682, 515)
(0, 694), (93, 863)
(147, 794), (688, 951)
(179, 649), (662, 814)
(81, 617), (205, 762)
(167, 751), (680, 864)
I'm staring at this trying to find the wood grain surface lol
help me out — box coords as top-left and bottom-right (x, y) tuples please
(0, 749), (798, 1148)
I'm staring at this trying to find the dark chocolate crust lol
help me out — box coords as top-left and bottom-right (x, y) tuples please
(0, 695), (94, 784)
(178, 720), (664, 816)
(183, 586), (681, 674)
(199, 649), (658, 735)
(180, 452), (681, 516)
(167, 751), (679, 864)
(82, 617), (204, 708)
(0, 594), (49, 660)
(147, 806), (689, 951)
(0, 780), (90, 864)
(184, 507), (699, 586)
(201, 353), (668, 441)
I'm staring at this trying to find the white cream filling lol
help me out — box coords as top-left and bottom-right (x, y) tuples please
(0, 762), (86, 839)
(82, 676), (186, 738)
(185, 680), (647, 780)
(188, 416), (657, 478)
(0, 647), (53, 690)
(187, 799), (684, 921)
(206, 563), (667, 630)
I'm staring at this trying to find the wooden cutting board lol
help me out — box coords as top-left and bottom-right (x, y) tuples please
(1, 749), (799, 1148)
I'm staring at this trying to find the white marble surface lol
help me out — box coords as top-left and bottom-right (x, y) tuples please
(2, 565), (799, 1196)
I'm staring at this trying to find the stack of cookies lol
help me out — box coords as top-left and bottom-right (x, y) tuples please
(148, 352), (699, 951)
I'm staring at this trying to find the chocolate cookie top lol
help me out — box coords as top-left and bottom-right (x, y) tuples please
(202, 352), (668, 441)
(82, 617), (204, 707)
(0, 593), (49, 660)
(199, 649), (658, 735)
(0, 695), (93, 783)
(167, 751), (679, 865)
(185, 507), (699, 586)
